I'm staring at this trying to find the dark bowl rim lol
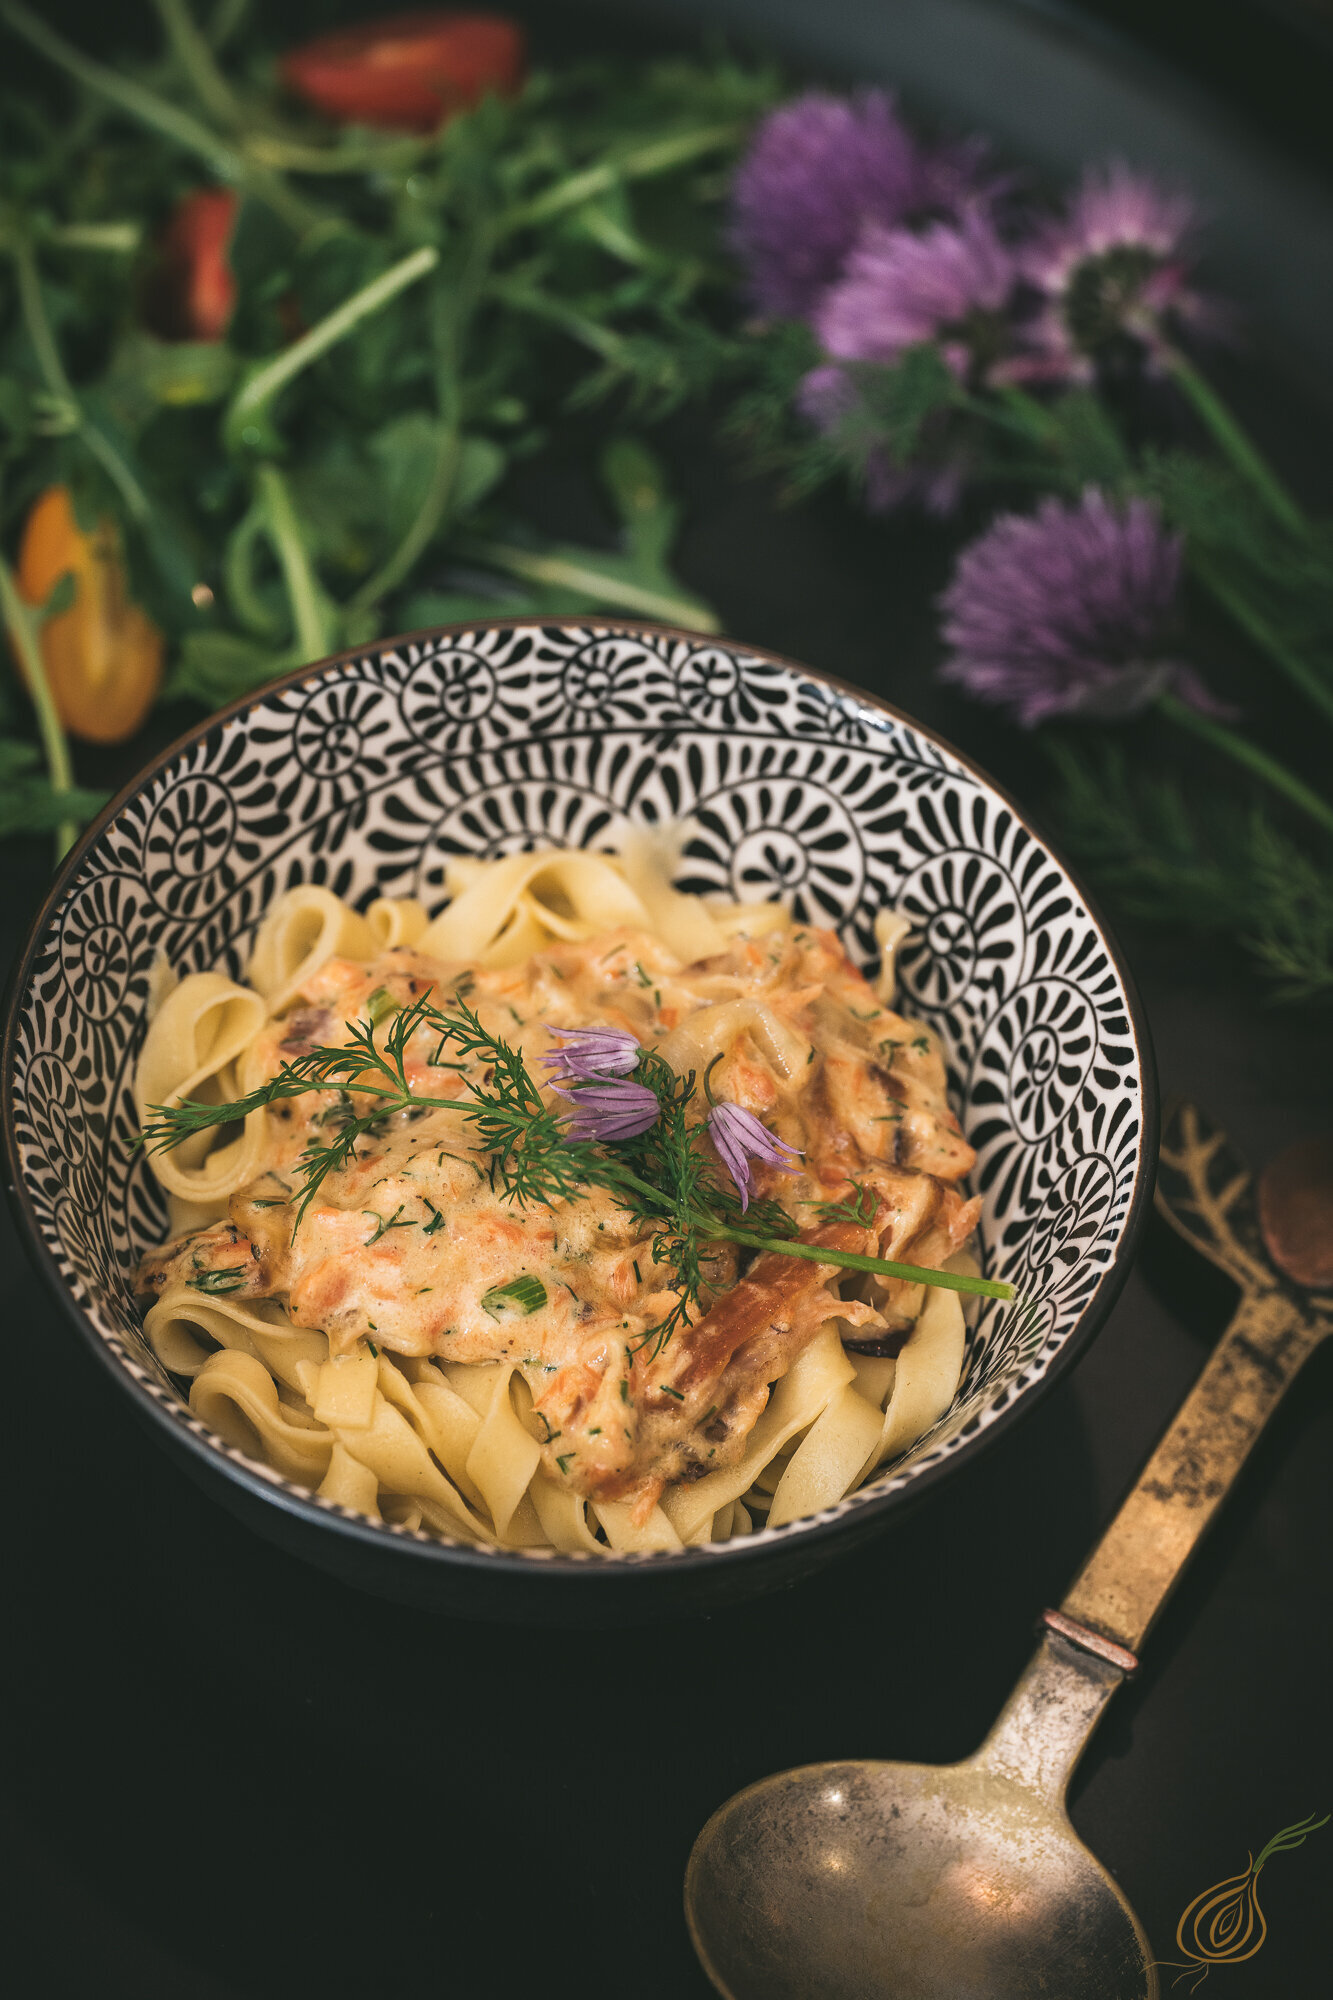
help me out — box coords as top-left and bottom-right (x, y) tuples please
(2, 617), (1158, 1586)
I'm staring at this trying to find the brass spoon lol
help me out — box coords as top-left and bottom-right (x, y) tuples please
(685, 1104), (1333, 2000)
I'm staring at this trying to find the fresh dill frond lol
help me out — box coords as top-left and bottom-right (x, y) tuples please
(808, 1181), (879, 1228)
(1048, 736), (1333, 1004)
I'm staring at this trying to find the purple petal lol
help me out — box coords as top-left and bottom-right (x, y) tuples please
(552, 1078), (660, 1143)
(729, 91), (929, 321)
(1020, 161), (1212, 366)
(1168, 662), (1241, 722)
(541, 1026), (641, 1079)
(814, 211), (1017, 372)
(707, 1102), (802, 1212)
(938, 490), (1197, 726)
(728, 92), (1008, 323)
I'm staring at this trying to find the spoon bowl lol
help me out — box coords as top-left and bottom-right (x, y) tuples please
(686, 1637), (1155, 2000)
(688, 1754), (1153, 2000)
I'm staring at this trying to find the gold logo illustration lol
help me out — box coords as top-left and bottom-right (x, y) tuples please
(1159, 1810), (1328, 1990)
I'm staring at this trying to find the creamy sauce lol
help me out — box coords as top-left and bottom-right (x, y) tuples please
(138, 924), (978, 1519)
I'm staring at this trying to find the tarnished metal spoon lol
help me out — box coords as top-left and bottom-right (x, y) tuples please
(685, 1105), (1333, 2000)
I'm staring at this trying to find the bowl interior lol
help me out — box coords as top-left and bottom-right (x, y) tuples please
(5, 623), (1151, 1563)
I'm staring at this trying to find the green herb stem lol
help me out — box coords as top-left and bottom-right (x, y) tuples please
(253, 463), (336, 663)
(205, 0), (247, 53)
(0, 0), (318, 234)
(464, 538), (720, 632)
(0, 553), (78, 859)
(1187, 551), (1333, 730)
(1158, 691), (1333, 837)
(224, 244), (440, 455)
(244, 134), (427, 174)
(44, 221), (142, 252)
(347, 257), (475, 615)
(11, 235), (153, 524)
(151, 0), (246, 129)
(697, 1222), (1015, 1301)
(1164, 347), (1308, 540)
(1, 1), (238, 173)
(484, 276), (629, 364)
(10, 237), (71, 401)
(223, 495), (286, 639)
(503, 122), (743, 231)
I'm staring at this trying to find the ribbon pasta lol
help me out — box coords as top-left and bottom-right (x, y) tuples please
(134, 838), (972, 1554)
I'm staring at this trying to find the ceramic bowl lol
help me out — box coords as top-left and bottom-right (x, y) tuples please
(2, 623), (1155, 1619)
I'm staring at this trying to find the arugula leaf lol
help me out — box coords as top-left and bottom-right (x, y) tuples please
(0, 738), (106, 838)
(164, 631), (284, 708)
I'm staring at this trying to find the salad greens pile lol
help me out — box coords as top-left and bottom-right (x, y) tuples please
(0, 0), (772, 844)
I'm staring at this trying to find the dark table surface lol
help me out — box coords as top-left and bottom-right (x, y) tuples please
(5, 4), (1333, 1997)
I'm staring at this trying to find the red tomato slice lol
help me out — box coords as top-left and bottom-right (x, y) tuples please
(280, 10), (526, 131)
(150, 187), (238, 343)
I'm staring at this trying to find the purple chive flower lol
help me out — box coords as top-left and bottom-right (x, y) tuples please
(797, 212), (1025, 516)
(939, 490), (1224, 726)
(729, 90), (1004, 321)
(1022, 162), (1214, 374)
(553, 1078), (660, 1143)
(707, 1103), (802, 1212)
(541, 1025), (641, 1080)
(814, 211), (1018, 378)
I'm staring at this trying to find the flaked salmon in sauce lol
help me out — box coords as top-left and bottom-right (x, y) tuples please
(137, 923), (979, 1520)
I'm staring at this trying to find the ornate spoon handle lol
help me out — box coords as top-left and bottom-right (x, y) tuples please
(1060, 1286), (1321, 1656)
(977, 1103), (1332, 1802)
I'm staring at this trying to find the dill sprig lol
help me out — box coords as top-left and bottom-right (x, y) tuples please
(1048, 737), (1333, 1004)
(808, 1181), (880, 1228)
(139, 989), (1017, 1340)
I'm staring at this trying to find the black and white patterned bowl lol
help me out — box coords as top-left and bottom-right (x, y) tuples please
(2, 623), (1155, 1620)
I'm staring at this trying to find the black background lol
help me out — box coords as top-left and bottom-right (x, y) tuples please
(3, 3), (1332, 1995)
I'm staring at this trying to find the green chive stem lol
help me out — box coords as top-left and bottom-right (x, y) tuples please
(1158, 691), (1333, 838)
(1188, 552), (1333, 730)
(699, 1222), (1015, 1301)
(11, 236), (152, 523)
(1164, 346), (1308, 539)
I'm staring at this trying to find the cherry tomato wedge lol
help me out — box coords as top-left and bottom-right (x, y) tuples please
(148, 187), (239, 343)
(280, 11), (525, 132)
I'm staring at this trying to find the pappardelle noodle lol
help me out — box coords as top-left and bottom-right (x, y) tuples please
(134, 831), (998, 1555)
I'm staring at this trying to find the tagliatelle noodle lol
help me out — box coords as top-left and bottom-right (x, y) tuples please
(591, 1495), (684, 1552)
(766, 1375), (888, 1529)
(247, 885), (377, 1013)
(655, 999), (812, 1083)
(419, 849), (655, 966)
(366, 896), (430, 950)
(134, 973), (270, 1206)
(865, 1268), (969, 1474)
(134, 842), (973, 1552)
(661, 1326), (857, 1542)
